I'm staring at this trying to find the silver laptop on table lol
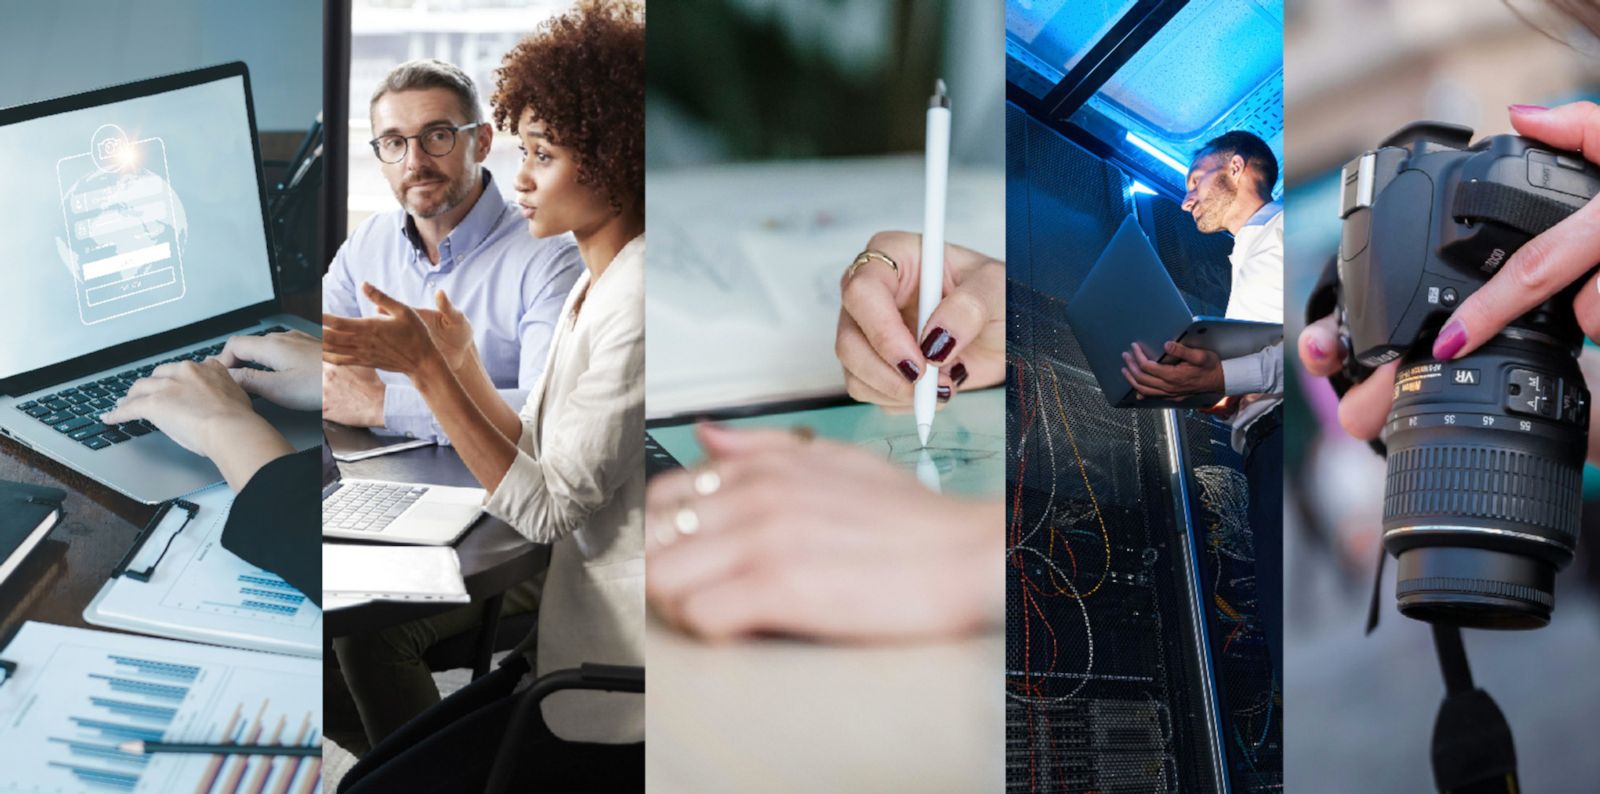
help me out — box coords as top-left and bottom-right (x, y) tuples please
(0, 63), (320, 504)
(321, 438), (485, 546)
(1066, 215), (1281, 409)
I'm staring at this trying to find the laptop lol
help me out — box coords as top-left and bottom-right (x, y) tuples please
(1066, 215), (1281, 409)
(321, 437), (485, 546)
(0, 63), (321, 504)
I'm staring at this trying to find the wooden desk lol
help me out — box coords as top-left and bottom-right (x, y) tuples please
(645, 615), (1004, 791)
(322, 441), (545, 638)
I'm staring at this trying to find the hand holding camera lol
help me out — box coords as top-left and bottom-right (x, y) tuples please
(1299, 103), (1600, 629)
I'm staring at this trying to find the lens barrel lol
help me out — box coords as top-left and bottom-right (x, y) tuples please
(1380, 333), (1588, 629)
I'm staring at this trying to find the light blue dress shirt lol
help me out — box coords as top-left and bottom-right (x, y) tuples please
(323, 169), (583, 442)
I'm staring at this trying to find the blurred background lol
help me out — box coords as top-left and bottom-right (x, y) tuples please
(646, 0), (1002, 167)
(643, 0), (1005, 417)
(1283, 1), (1600, 790)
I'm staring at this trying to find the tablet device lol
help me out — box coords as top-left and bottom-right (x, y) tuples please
(646, 388), (1004, 498)
(1065, 216), (1280, 409)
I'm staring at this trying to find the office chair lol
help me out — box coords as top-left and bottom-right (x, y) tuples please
(483, 663), (646, 794)
(422, 593), (539, 680)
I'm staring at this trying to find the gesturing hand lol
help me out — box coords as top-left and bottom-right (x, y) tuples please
(322, 282), (441, 375)
(413, 290), (477, 373)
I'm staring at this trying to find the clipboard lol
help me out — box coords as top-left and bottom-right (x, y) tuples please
(84, 484), (321, 657)
(112, 497), (198, 582)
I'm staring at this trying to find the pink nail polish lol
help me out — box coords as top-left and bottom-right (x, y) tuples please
(1433, 321), (1467, 360)
(1509, 104), (1548, 114)
(1307, 338), (1327, 359)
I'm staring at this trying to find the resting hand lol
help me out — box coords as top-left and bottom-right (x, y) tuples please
(645, 424), (1001, 642)
(322, 363), (386, 428)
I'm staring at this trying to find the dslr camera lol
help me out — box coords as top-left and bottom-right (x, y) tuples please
(1333, 121), (1599, 629)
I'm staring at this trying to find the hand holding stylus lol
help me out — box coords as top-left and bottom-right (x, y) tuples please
(835, 231), (1005, 410)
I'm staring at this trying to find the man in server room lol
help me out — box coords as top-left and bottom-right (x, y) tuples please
(1119, 130), (1284, 683)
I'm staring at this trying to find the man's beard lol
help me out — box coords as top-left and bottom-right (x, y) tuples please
(1191, 170), (1238, 233)
(395, 168), (473, 220)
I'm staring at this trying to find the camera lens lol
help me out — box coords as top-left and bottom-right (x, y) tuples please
(1380, 332), (1588, 629)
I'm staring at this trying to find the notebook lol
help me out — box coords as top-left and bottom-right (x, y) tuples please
(0, 480), (65, 589)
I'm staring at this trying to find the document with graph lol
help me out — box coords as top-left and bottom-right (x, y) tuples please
(0, 621), (321, 793)
(84, 484), (320, 657)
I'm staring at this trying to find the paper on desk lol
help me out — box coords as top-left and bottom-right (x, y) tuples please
(84, 483), (322, 658)
(0, 621), (322, 794)
(332, 439), (432, 463)
(325, 422), (434, 462)
(321, 544), (469, 604)
(645, 156), (1003, 418)
(321, 593), (375, 611)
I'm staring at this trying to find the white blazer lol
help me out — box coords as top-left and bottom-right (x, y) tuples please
(484, 235), (645, 744)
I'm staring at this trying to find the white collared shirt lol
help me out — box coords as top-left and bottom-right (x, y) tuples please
(1225, 200), (1284, 323)
(1219, 201), (1285, 452)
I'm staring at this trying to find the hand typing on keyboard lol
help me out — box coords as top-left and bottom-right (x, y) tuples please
(99, 359), (293, 491)
(217, 329), (322, 413)
(12, 326), (293, 453)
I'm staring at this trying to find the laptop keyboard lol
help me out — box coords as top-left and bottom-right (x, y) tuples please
(323, 481), (430, 533)
(13, 325), (288, 451)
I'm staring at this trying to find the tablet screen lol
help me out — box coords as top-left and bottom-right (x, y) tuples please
(648, 388), (1005, 497)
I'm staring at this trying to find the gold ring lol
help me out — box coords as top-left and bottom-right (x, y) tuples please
(845, 249), (899, 281)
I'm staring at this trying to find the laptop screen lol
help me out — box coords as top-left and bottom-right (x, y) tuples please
(321, 436), (340, 490)
(0, 72), (276, 380)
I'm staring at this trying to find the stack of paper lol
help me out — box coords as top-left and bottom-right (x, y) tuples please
(645, 156), (1004, 418)
(321, 545), (469, 605)
(0, 622), (323, 793)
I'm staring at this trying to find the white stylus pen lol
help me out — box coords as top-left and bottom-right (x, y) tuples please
(915, 78), (951, 446)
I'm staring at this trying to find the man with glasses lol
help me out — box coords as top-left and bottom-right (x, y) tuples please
(322, 58), (573, 753)
(323, 58), (580, 442)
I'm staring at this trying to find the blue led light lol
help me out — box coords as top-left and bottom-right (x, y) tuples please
(1124, 132), (1188, 175)
(1130, 181), (1157, 197)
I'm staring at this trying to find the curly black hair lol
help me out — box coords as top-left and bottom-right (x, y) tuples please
(492, 0), (644, 215)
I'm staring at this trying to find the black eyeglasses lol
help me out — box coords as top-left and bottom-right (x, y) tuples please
(369, 122), (484, 163)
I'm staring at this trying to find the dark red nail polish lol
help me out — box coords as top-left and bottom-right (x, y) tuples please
(920, 327), (955, 362)
(1433, 321), (1467, 360)
(950, 363), (969, 386)
(897, 360), (920, 381)
(937, 385), (951, 402)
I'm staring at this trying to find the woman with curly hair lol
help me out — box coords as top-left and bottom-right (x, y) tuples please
(324, 1), (645, 790)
